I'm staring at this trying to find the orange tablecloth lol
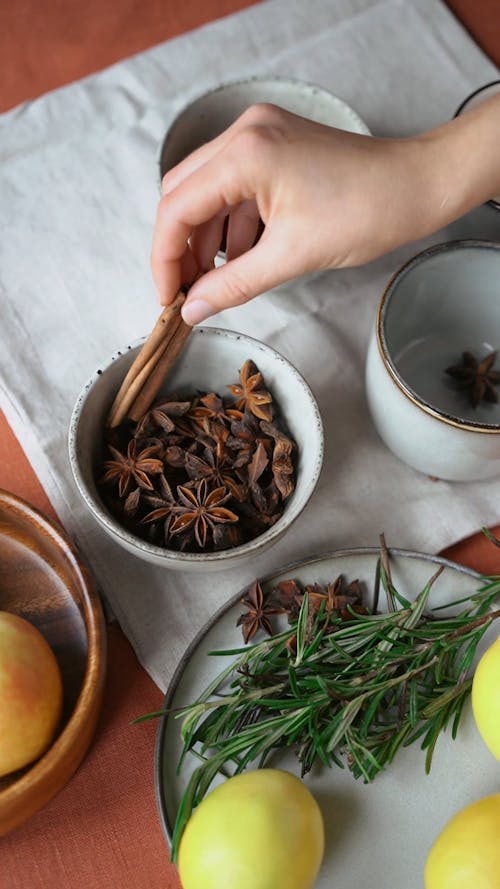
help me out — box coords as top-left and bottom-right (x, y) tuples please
(1, 2), (499, 887)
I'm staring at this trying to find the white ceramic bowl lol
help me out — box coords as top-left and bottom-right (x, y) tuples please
(366, 240), (500, 482)
(454, 80), (500, 210)
(159, 75), (371, 179)
(69, 328), (324, 570)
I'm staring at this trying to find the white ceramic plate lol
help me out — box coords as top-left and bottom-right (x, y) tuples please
(155, 548), (500, 888)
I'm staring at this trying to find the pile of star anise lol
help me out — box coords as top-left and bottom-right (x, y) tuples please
(97, 359), (296, 552)
(237, 575), (366, 643)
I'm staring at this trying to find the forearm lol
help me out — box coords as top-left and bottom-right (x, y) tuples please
(151, 98), (500, 320)
(413, 94), (500, 232)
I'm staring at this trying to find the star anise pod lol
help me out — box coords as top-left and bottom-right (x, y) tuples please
(189, 392), (243, 432)
(270, 576), (365, 624)
(198, 419), (232, 461)
(227, 411), (262, 468)
(247, 440), (270, 486)
(270, 579), (304, 618)
(446, 349), (500, 407)
(227, 360), (273, 421)
(212, 522), (242, 550)
(237, 580), (285, 643)
(124, 487), (142, 517)
(305, 578), (365, 617)
(169, 479), (238, 549)
(100, 440), (163, 498)
(261, 421), (295, 499)
(164, 445), (187, 469)
(135, 400), (191, 437)
(185, 449), (247, 501)
(238, 480), (282, 534)
(140, 475), (179, 543)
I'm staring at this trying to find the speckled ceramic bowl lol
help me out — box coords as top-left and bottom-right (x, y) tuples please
(366, 240), (500, 482)
(69, 328), (324, 571)
(454, 79), (500, 211)
(159, 75), (371, 180)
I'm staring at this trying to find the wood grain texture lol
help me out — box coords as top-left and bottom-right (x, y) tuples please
(0, 489), (107, 836)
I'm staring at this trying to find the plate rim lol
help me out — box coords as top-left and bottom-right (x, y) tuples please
(154, 545), (482, 846)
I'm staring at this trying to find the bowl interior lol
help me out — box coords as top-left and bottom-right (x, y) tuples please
(160, 77), (370, 176)
(380, 242), (500, 426)
(70, 327), (324, 563)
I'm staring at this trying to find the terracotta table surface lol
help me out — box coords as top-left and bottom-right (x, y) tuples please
(1, 2), (499, 888)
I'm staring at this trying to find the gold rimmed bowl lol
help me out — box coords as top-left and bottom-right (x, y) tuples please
(365, 240), (500, 481)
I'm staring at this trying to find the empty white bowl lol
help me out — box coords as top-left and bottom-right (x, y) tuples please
(69, 327), (324, 571)
(366, 240), (500, 482)
(159, 75), (371, 178)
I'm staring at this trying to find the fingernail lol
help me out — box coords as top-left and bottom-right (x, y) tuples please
(182, 299), (213, 326)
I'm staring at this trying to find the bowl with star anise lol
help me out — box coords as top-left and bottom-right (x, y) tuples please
(69, 327), (324, 570)
(366, 239), (500, 481)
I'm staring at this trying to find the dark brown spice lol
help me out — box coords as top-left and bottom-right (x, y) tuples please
(99, 440), (163, 498)
(227, 359), (273, 421)
(445, 349), (500, 407)
(140, 475), (179, 544)
(169, 480), (238, 549)
(97, 360), (297, 553)
(237, 574), (366, 643)
(236, 580), (285, 643)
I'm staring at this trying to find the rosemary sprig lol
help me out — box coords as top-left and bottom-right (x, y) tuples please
(151, 544), (500, 862)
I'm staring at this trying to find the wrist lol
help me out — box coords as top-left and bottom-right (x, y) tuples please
(414, 94), (500, 229)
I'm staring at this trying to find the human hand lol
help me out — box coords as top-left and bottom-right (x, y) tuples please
(151, 98), (500, 325)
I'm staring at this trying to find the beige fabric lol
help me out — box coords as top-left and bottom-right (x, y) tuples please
(0, 0), (498, 689)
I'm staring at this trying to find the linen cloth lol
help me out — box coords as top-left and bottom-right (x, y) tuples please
(0, 0), (499, 690)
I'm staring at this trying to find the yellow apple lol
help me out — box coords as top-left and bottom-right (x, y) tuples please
(178, 769), (325, 889)
(0, 611), (63, 777)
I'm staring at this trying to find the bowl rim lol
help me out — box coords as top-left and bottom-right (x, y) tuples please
(69, 326), (324, 565)
(158, 74), (371, 183)
(0, 489), (107, 823)
(376, 239), (500, 433)
(153, 543), (482, 845)
(453, 79), (500, 212)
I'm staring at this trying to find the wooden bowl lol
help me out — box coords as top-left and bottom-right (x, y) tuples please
(0, 489), (107, 835)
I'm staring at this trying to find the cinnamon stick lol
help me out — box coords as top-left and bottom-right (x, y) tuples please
(107, 326), (176, 428)
(107, 291), (192, 428)
(127, 318), (192, 422)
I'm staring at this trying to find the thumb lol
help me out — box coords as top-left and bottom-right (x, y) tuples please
(181, 228), (303, 324)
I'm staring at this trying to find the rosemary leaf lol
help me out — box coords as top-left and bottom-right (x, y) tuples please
(165, 549), (500, 863)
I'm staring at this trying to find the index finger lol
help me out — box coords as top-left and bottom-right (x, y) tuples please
(151, 147), (257, 304)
